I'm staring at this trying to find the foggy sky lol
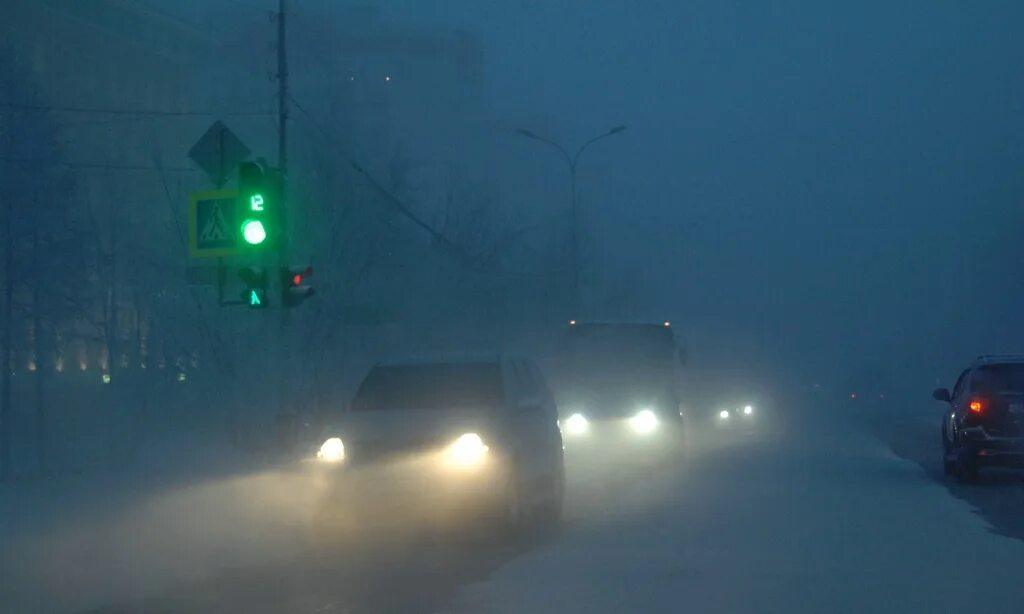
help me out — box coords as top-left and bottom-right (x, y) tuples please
(168, 0), (1024, 385)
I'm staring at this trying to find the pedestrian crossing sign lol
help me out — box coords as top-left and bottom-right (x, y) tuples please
(189, 189), (240, 258)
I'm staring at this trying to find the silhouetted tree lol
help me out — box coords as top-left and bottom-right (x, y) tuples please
(0, 48), (80, 477)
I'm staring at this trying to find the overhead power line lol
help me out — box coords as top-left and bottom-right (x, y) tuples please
(288, 94), (547, 278)
(0, 101), (273, 118)
(0, 155), (196, 172)
(287, 95), (462, 250)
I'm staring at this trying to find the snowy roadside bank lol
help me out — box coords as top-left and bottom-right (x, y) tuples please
(447, 417), (1024, 614)
(0, 435), (319, 613)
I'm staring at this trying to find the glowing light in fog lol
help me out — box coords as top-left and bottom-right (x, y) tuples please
(564, 412), (589, 435)
(719, 409), (731, 420)
(743, 405), (753, 415)
(447, 433), (489, 466)
(630, 409), (659, 434)
(318, 437), (345, 462)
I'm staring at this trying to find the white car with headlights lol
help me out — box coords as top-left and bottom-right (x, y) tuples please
(315, 354), (564, 533)
(712, 403), (759, 433)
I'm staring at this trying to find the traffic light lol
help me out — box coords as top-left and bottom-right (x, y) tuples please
(237, 162), (279, 249)
(238, 266), (269, 308)
(281, 265), (314, 307)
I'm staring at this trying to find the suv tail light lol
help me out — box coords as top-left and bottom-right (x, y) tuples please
(969, 399), (985, 413)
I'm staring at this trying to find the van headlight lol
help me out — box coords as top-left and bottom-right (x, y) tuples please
(743, 405), (754, 416)
(317, 437), (345, 462)
(447, 433), (489, 467)
(629, 409), (659, 434)
(563, 412), (590, 436)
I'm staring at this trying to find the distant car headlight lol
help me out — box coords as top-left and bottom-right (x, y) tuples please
(563, 412), (590, 436)
(719, 409), (731, 420)
(743, 405), (754, 416)
(629, 409), (659, 434)
(317, 437), (345, 462)
(447, 433), (489, 467)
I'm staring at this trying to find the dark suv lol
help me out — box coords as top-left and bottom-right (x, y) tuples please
(933, 356), (1024, 481)
(315, 354), (565, 533)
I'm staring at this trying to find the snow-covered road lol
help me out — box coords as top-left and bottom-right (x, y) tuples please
(452, 413), (1024, 613)
(5, 406), (1024, 613)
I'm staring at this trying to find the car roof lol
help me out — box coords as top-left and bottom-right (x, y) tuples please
(568, 320), (672, 329)
(375, 352), (514, 367)
(971, 355), (1024, 367)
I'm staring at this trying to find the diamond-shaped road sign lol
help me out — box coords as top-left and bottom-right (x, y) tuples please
(189, 189), (241, 258)
(188, 121), (250, 187)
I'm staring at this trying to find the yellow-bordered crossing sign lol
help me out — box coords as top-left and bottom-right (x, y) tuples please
(188, 189), (240, 258)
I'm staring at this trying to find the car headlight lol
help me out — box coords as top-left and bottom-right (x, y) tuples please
(563, 412), (590, 436)
(743, 405), (754, 416)
(629, 409), (659, 434)
(718, 409), (731, 420)
(447, 433), (489, 467)
(317, 437), (345, 462)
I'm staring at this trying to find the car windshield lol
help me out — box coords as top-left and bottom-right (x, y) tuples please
(352, 363), (503, 411)
(971, 364), (1024, 394)
(568, 325), (674, 381)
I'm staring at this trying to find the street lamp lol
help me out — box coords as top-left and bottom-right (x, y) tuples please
(515, 125), (627, 313)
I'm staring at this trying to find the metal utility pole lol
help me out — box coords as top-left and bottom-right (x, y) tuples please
(0, 200), (11, 481)
(276, 0), (290, 294)
(274, 0), (297, 449)
(277, 0), (288, 175)
(514, 125), (627, 314)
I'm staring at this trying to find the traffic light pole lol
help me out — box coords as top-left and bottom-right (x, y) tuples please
(216, 258), (245, 307)
(277, 0), (288, 176)
(275, 0), (296, 449)
(276, 0), (289, 290)
(276, 1), (290, 310)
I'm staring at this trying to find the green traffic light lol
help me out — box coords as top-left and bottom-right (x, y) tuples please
(249, 289), (262, 306)
(241, 219), (267, 245)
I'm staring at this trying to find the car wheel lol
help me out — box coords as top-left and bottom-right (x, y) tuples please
(956, 456), (979, 483)
(500, 467), (527, 535)
(953, 435), (979, 483)
(534, 469), (565, 533)
(941, 425), (956, 476)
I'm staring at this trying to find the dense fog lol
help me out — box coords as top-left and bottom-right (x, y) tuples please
(3, 2), (1024, 612)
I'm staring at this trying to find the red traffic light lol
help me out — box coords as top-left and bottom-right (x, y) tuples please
(281, 265), (314, 307)
(287, 266), (312, 286)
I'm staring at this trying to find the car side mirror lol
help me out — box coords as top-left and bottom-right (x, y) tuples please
(932, 388), (951, 403)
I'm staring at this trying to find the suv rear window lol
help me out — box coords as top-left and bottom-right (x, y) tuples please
(970, 364), (1024, 394)
(352, 363), (504, 411)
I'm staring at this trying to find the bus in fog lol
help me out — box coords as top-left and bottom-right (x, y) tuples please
(556, 321), (684, 441)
